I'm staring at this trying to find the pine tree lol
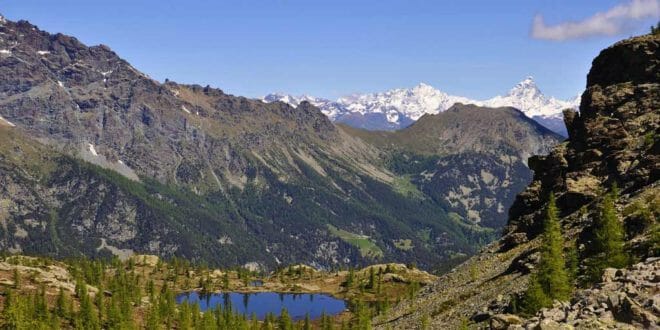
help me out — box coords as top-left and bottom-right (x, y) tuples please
(145, 302), (161, 330)
(201, 310), (215, 329)
(223, 272), (230, 289)
(56, 287), (69, 318)
(585, 188), (630, 282)
(95, 285), (105, 324)
(147, 279), (155, 301)
(521, 273), (551, 315)
(35, 285), (48, 321)
(521, 193), (571, 314)
(278, 308), (293, 330)
(368, 267), (375, 290)
(12, 268), (20, 288)
(303, 313), (311, 330)
(178, 302), (192, 330)
(79, 292), (100, 330)
(355, 300), (371, 330)
(191, 303), (200, 328)
(345, 268), (355, 288)
(3, 290), (28, 328)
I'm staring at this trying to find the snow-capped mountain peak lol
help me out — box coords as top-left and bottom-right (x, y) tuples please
(262, 93), (344, 119)
(507, 76), (542, 99)
(334, 83), (474, 122)
(412, 82), (436, 93)
(484, 77), (578, 119)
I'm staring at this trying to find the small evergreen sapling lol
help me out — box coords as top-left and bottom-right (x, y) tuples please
(521, 193), (572, 315)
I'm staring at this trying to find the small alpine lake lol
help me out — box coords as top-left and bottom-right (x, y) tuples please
(176, 291), (348, 320)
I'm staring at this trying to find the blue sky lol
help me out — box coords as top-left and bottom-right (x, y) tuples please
(2, 1), (657, 100)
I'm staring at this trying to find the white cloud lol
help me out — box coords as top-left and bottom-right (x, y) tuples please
(532, 0), (660, 41)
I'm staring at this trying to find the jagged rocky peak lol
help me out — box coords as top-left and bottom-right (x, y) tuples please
(504, 33), (659, 243)
(0, 14), (337, 150)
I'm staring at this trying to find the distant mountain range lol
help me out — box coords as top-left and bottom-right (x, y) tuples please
(263, 77), (580, 136)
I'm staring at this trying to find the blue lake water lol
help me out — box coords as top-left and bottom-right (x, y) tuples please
(176, 291), (347, 320)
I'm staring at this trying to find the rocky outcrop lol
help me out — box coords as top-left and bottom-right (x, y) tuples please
(522, 258), (659, 329)
(505, 33), (659, 241)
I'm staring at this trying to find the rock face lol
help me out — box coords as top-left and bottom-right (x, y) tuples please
(505, 33), (659, 241)
(375, 33), (659, 329)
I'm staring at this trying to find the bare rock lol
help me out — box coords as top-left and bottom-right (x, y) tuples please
(490, 313), (523, 329)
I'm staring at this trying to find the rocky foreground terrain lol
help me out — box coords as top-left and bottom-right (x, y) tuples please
(376, 33), (659, 329)
(513, 258), (659, 329)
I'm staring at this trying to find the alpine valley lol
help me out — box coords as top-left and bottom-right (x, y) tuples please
(0, 6), (658, 330)
(0, 15), (561, 269)
(0, 16), (561, 272)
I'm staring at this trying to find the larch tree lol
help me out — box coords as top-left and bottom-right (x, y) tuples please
(585, 187), (630, 283)
(522, 193), (572, 315)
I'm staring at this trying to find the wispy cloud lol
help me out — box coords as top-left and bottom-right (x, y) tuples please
(532, 0), (660, 41)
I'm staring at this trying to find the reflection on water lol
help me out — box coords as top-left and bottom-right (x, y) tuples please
(176, 291), (347, 320)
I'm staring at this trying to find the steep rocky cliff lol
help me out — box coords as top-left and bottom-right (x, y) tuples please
(504, 33), (659, 244)
(376, 33), (659, 329)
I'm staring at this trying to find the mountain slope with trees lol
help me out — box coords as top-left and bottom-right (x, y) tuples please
(342, 104), (562, 229)
(0, 16), (556, 271)
(376, 32), (659, 329)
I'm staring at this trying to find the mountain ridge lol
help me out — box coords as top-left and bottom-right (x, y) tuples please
(341, 103), (562, 229)
(263, 77), (580, 136)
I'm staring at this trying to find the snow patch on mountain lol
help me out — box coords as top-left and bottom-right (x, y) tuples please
(88, 143), (99, 156)
(262, 93), (346, 120)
